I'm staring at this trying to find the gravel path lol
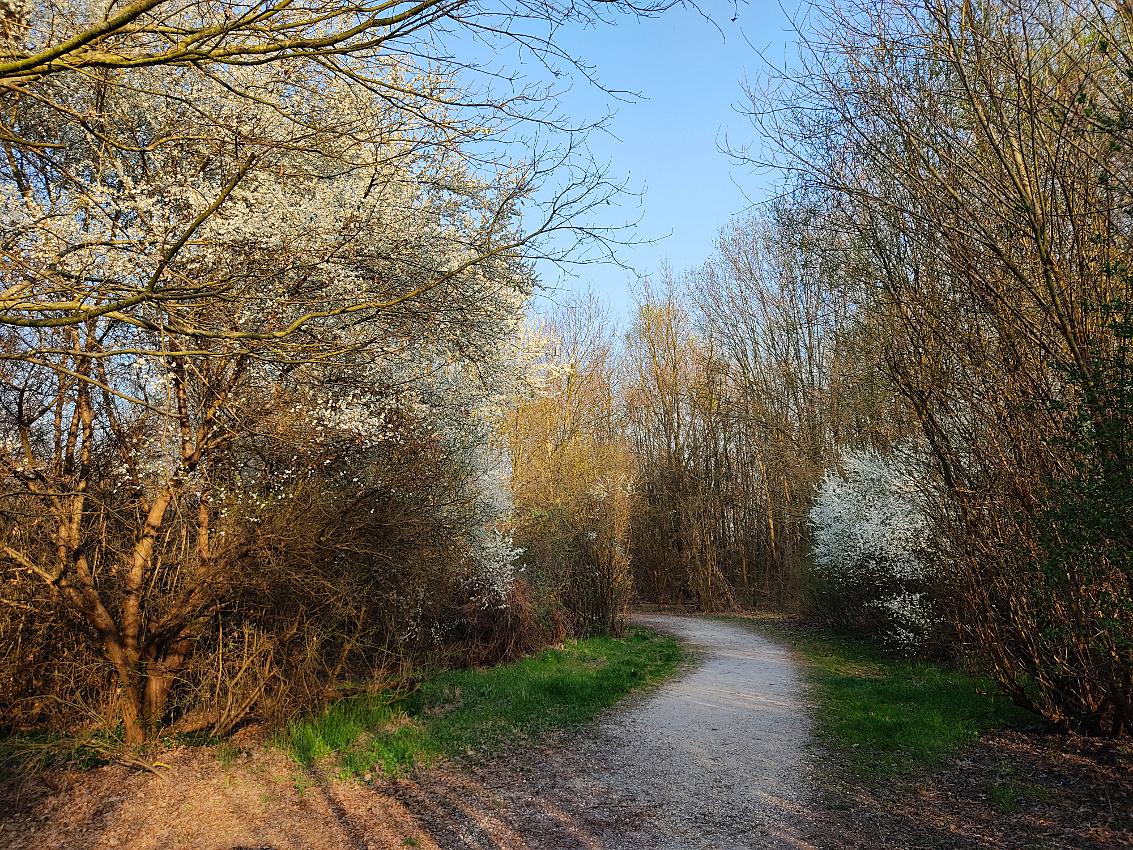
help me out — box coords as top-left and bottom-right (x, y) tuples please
(586, 614), (818, 849)
(402, 613), (820, 849)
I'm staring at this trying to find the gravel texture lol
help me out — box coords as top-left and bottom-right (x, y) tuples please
(584, 614), (818, 849)
(400, 613), (820, 849)
(0, 614), (820, 849)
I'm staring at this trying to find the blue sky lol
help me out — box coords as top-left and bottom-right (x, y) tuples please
(529, 1), (803, 318)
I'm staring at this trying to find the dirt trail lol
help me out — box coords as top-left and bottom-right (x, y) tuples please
(583, 614), (818, 848)
(384, 614), (820, 849)
(0, 615), (819, 850)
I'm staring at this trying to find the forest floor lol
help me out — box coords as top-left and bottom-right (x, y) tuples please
(0, 614), (1130, 849)
(806, 726), (1133, 849)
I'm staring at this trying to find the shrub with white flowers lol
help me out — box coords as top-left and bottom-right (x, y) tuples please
(809, 448), (937, 648)
(0, 42), (558, 740)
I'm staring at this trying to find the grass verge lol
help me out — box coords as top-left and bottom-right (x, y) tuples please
(732, 616), (1037, 780)
(283, 625), (684, 780)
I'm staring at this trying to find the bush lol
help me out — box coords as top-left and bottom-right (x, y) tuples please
(0, 405), (536, 739)
(512, 489), (633, 639)
(809, 449), (938, 649)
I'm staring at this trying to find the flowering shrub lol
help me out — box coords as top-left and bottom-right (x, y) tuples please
(809, 449), (937, 648)
(0, 44), (555, 739)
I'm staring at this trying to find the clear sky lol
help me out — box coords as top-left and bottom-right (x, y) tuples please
(530, 1), (804, 318)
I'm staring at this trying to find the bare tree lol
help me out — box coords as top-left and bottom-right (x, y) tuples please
(621, 276), (737, 610)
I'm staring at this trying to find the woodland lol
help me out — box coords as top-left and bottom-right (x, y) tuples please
(0, 0), (1129, 765)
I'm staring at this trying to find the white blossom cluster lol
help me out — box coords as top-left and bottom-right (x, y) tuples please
(469, 526), (525, 608)
(809, 448), (937, 645)
(0, 40), (558, 625)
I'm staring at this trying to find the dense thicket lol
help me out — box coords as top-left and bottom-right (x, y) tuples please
(503, 296), (634, 637)
(0, 0), (668, 744)
(751, 0), (1133, 735)
(618, 210), (908, 613)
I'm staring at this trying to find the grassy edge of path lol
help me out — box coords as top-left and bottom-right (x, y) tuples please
(713, 617), (1133, 848)
(720, 614), (1038, 780)
(280, 625), (686, 780)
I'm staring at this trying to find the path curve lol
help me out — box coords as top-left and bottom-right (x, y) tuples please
(402, 614), (820, 849)
(0, 614), (820, 850)
(581, 614), (818, 849)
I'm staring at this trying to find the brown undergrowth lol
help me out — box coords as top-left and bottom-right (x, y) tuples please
(808, 721), (1133, 849)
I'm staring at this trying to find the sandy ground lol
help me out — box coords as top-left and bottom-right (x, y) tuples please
(0, 614), (819, 849)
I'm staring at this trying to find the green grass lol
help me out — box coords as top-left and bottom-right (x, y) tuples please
(283, 626), (684, 780)
(0, 725), (141, 780)
(214, 740), (246, 771)
(734, 617), (1037, 780)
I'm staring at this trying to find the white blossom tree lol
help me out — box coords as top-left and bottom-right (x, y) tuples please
(0, 2), (601, 737)
(809, 448), (935, 646)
